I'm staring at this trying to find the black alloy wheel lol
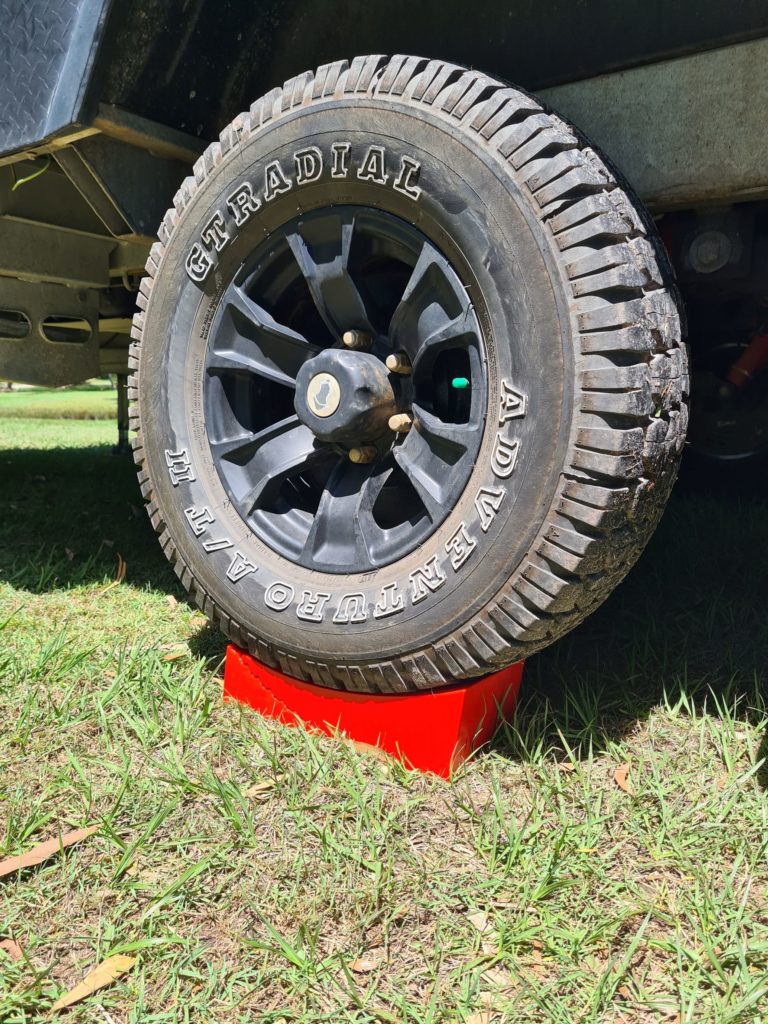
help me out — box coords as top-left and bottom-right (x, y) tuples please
(204, 205), (486, 572)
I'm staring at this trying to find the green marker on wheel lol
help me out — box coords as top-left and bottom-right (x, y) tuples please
(451, 376), (470, 390)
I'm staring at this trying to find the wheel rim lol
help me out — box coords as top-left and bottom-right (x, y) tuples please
(204, 205), (487, 573)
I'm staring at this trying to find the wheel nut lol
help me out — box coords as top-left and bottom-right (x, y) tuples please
(388, 413), (412, 433)
(342, 330), (371, 350)
(385, 351), (411, 375)
(348, 445), (378, 464)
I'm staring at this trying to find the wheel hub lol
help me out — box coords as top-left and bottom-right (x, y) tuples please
(295, 348), (398, 445)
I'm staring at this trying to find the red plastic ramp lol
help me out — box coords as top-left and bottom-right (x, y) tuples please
(224, 645), (524, 778)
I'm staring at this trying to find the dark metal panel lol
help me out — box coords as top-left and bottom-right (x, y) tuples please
(56, 135), (190, 237)
(0, 0), (109, 154)
(0, 218), (113, 288)
(92, 0), (768, 140)
(0, 278), (99, 387)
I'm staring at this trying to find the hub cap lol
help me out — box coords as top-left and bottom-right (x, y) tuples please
(204, 206), (487, 573)
(306, 372), (340, 418)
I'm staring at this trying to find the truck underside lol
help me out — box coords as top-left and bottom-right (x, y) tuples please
(1, 4), (767, 463)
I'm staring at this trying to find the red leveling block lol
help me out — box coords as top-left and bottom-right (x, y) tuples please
(224, 645), (524, 778)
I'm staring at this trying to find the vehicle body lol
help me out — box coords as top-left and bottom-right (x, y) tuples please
(0, 1), (765, 687)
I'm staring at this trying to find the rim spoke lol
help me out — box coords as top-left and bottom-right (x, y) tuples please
(206, 344), (296, 389)
(412, 309), (477, 368)
(389, 242), (472, 361)
(212, 286), (319, 388)
(412, 404), (480, 450)
(392, 440), (446, 522)
(393, 406), (480, 521)
(208, 414), (300, 465)
(239, 419), (324, 513)
(287, 213), (373, 336)
(301, 458), (387, 569)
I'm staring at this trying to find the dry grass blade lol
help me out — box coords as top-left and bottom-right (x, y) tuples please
(0, 826), (99, 878)
(100, 553), (126, 593)
(51, 954), (136, 1012)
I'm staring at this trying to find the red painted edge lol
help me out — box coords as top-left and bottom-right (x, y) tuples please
(223, 645), (524, 778)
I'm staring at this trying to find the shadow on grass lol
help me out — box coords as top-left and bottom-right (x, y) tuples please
(0, 444), (179, 595)
(3, 441), (767, 778)
(497, 461), (768, 782)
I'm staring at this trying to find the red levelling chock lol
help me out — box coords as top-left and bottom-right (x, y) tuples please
(223, 645), (524, 778)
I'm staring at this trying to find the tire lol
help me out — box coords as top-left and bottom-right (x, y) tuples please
(130, 54), (688, 693)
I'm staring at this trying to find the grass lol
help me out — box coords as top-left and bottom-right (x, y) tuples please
(1, 388), (767, 1023)
(0, 382), (117, 421)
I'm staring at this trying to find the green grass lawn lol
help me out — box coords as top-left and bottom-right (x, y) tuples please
(1, 390), (767, 1023)
(0, 383), (117, 421)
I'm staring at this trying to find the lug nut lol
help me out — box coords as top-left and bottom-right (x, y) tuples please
(348, 445), (378, 464)
(342, 330), (371, 350)
(385, 351), (411, 375)
(388, 413), (413, 433)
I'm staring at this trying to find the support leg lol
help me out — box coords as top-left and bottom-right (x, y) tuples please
(113, 373), (131, 454)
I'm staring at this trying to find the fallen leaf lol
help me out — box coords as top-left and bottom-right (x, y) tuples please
(349, 956), (378, 973)
(244, 780), (275, 798)
(481, 966), (516, 991)
(0, 938), (22, 961)
(166, 595), (178, 610)
(162, 649), (188, 662)
(559, 762), (576, 772)
(0, 826), (99, 878)
(613, 764), (635, 795)
(467, 910), (496, 954)
(51, 954), (136, 1012)
(347, 738), (392, 763)
(467, 910), (491, 934)
(466, 1013), (492, 1024)
(617, 984), (632, 999)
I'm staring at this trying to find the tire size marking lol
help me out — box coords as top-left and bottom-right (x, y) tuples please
(165, 448), (196, 485)
(202, 537), (233, 552)
(183, 504), (257, 584)
(265, 581), (294, 611)
(185, 144), (422, 283)
(226, 552), (258, 583)
(184, 505), (214, 535)
(474, 487), (505, 532)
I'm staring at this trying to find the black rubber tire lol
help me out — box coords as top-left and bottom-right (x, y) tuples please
(130, 54), (688, 693)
